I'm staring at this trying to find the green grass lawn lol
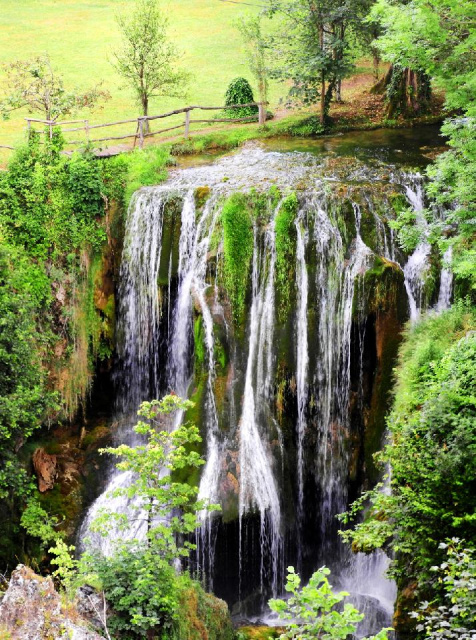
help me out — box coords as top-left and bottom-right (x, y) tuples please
(0, 0), (287, 162)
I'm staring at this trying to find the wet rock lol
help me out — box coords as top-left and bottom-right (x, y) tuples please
(32, 447), (57, 492)
(76, 585), (110, 634)
(0, 565), (104, 639)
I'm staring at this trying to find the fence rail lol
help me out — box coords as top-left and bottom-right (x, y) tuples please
(21, 102), (267, 153)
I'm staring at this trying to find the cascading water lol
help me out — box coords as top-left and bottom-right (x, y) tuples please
(436, 246), (453, 312)
(80, 143), (451, 631)
(399, 176), (432, 322)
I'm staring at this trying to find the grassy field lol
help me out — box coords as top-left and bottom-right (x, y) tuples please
(0, 0), (289, 162)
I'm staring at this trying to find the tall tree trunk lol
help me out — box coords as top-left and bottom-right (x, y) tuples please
(319, 25), (325, 124)
(372, 52), (380, 80)
(370, 64), (431, 118)
(141, 93), (150, 134)
(336, 79), (342, 103)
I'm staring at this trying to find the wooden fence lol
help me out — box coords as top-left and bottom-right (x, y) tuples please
(23, 102), (267, 152)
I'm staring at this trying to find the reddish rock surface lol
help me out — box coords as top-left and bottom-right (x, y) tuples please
(32, 447), (57, 492)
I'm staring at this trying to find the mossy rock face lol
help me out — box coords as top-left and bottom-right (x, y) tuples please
(158, 196), (182, 286)
(195, 186), (211, 209)
(176, 581), (234, 640)
(24, 417), (114, 543)
(353, 255), (408, 483)
(237, 626), (283, 640)
(275, 192), (298, 321)
(221, 193), (254, 324)
(194, 314), (206, 373)
(393, 580), (419, 640)
(174, 379), (207, 488)
(359, 208), (379, 252)
(332, 198), (357, 254)
(358, 256), (407, 318)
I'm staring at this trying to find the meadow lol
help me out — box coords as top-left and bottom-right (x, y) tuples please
(0, 0), (287, 161)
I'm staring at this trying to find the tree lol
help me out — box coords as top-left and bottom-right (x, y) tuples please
(237, 15), (269, 111)
(265, 0), (373, 125)
(0, 55), (110, 121)
(91, 395), (216, 559)
(86, 395), (219, 638)
(269, 566), (390, 640)
(112, 0), (190, 131)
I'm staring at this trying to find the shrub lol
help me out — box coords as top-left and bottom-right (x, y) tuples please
(223, 77), (258, 118)
(269, 566), (390, 640)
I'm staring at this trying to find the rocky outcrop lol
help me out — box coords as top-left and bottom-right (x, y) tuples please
(32, 447), (57, 492)
(0, 565), (104, 639)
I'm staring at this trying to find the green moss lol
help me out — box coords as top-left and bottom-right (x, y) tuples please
(275, 192), (298, 320)
(173, 381), (206, 488)
(174, 578), (233, 640)
(214, 333), (227, 372)
(359, 208), (379, 252)
(331, 199), (357, 251)
(389, 192), (408, 216)
(357, 256), (405, 318)
(38, 484), (82, 536)
(195, 186), (211, 209)
(222, 193), (254, 323)
(237, 626), (282, 639)
(120, 146), (170, 207)
(194, 315), (206, 372)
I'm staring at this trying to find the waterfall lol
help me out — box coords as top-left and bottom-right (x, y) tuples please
(436, 246), (453, 312)
(116, 188), (167, 413)
(79, 145), (445, 628)
(238, 218), (283, 601)
(400, 176), (432, 322)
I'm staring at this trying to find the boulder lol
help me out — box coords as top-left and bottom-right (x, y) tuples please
(32, 447), (57, 492)
(0, 565), (104, 639)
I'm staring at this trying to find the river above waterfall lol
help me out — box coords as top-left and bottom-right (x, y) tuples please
(175, 124), (446, 170)
(80, 127), (450, 636)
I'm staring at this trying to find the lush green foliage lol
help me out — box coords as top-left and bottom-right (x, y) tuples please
(0, 244), (49, 500)
(340, 304), (476, 587)
(411, 540), (476, 640)
(0, 131), (106, 259)
(92, 546), (181, 637)
(92, 549), (232, 640)
(269, 566), (390, 640)
(21, 498), (78, 590)
(0, 130), (128, 563)
(371, 0), (476, 291)
(425, 119), (476, 291)
(0, 132), (113, 499)
(223, 77), (259, 118)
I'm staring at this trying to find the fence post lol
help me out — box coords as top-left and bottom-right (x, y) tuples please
(84, 119), (90, 144)
(138, 117), (144, 149)
(49, 121), (53, 140)
(184, 109), (191, 138)
(258, 103), (266, 126)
